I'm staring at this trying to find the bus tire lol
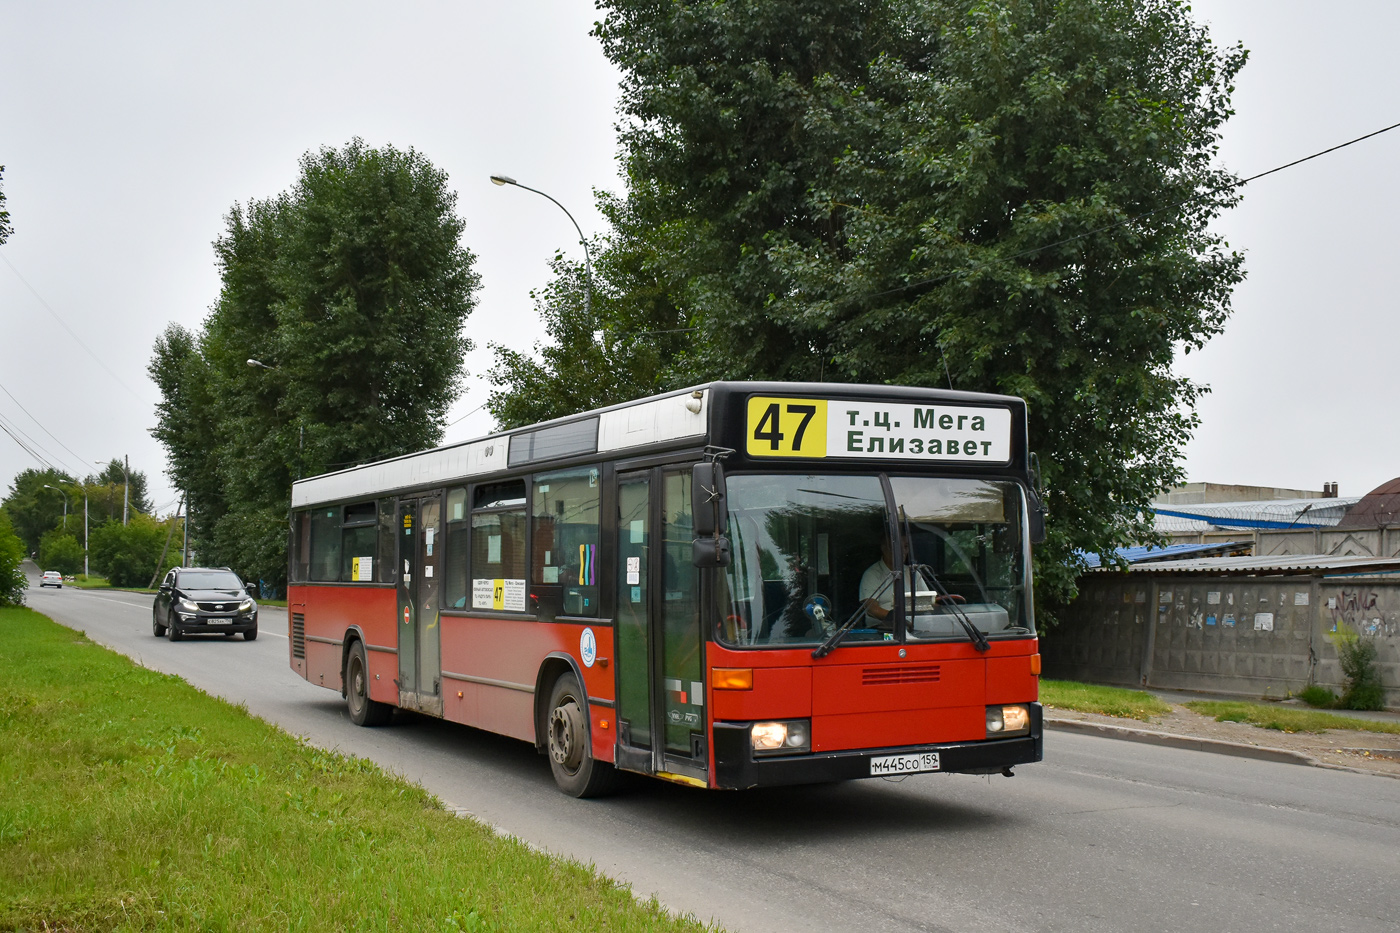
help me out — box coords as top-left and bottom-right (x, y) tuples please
(346, 640), (391, 727)
(546, 673), (615, 798)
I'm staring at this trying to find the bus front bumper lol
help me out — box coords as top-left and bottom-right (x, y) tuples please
(712, 703), (1043, 790)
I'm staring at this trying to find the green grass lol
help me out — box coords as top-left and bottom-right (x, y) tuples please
(1184, 701), (1400, 735)
(1040, 679), (1174, 722)
(67, 574), (111, 589)
(0, 607), (714, 932)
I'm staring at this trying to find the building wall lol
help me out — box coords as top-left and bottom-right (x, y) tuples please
(1044, 573), (1400, 707)
(1162, 526), (1400, 558)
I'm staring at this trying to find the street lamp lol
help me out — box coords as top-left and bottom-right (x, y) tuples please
(490, 174), (594, 318)
(246, 358), (276, 370)
(246, 358), (303, 478)
(43, 484), (68, 530)
(93, 458), (130, 526)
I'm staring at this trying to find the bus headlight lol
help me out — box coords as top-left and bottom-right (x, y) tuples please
(986, 704), (1031, 737)
(751, 719), (811, 756)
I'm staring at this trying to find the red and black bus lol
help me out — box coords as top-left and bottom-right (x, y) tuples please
(288, 382), (1045, 795)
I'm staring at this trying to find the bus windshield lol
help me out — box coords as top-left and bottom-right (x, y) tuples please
(718, 474), (1031, 647)
(891, 477), (1032, 641)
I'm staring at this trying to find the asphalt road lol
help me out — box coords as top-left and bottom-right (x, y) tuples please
(21, 573), (1400, 933)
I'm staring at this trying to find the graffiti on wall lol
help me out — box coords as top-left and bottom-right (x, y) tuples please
(1326, 589), (1398, 638)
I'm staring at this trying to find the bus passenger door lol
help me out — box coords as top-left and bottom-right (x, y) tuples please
(614, 469), (706, 779)
(397, 496), (443, 717)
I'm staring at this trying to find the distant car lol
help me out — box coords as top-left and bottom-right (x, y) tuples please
(152, 567), (258, 641)
(39, 570), (63, 588)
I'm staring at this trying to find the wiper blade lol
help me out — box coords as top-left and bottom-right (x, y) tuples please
(811, 572), (895, 659)
(898, 506), (989, 653)
(909, 562), (990, 652)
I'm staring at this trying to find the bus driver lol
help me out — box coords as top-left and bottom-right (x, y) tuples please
(859, 536), (913, 629)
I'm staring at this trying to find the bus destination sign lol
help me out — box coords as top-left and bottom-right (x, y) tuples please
(745, 396), (1012, 463)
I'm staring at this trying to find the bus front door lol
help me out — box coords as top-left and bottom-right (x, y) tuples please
(615, 469), (706, 781)
(397, 495), (443, 717)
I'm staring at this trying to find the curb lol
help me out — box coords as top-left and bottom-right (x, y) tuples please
(1045, 717), (1319, 767)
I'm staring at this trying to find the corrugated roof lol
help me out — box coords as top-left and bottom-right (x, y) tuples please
(1080, 541), (1250, 569)
(1106, 554), (1400, 576)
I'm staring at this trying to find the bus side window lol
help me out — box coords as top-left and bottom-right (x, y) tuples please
(444, 487), (469, 608)
(470, 481), (528, 612)
(291, 510), (311, 583)
(531, 467), (601, 620)
(309, 507), (341, 581)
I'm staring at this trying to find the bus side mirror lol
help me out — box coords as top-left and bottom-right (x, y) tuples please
(692, 462), (728, 537)
(692, 535), (731, 568)
(1027, 491), (1047, 545)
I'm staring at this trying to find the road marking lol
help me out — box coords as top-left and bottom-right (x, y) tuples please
(47, 589), (288, 637)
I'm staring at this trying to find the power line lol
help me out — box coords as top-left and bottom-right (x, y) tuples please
(864, 119), (1400, 302)
(0, 250), (150, 404)
(0, 379), (91, 468)
(0, 410), (57, 470)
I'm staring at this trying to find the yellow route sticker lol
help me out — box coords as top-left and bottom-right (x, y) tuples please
(745, 397), (828, 458)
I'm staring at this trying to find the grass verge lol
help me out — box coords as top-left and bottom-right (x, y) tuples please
(0, 607), (713, 932)
(1039, 679), (1173, 722)
(1184, 701), (1400, 735)
(66, 574), (111, 589)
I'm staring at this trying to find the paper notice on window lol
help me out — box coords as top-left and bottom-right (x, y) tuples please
(488, 535), (501, 563)
(503, 579), (527, 612)
(352, 556), (373, 581)
(472, 579), (494, 609)
(543, 566), (559, 584)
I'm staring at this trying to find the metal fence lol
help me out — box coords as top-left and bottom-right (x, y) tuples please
(1044, 571), (1400, 707)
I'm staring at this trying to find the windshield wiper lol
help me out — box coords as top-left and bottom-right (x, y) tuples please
(899, 507), (990, 653)
(811, 572), (895, 659)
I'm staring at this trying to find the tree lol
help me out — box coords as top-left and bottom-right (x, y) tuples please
(150, 139), (480, 587)
(0, 509), (25, 606)
(88, 513), (178, 588)
(92, 458), (153, 518)
(497, 0), (1246, 610)
(1, 468), (77, 554)
(39, 531), (84, 576)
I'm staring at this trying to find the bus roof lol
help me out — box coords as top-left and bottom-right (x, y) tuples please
(290, 381), (1028, 509)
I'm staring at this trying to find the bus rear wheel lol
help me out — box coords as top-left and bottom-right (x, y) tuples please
(346, 641), (391, 726)
(546, 673), (615, 798)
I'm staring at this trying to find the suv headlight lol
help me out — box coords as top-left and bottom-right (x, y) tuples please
(239, 597), (256, 614)
(177, 598), (199, 613)
(986, 704), (1031, 737)
(750, 719), (811, 756)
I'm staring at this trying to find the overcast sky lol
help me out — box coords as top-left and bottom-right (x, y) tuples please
(2, 1), (1398, 514)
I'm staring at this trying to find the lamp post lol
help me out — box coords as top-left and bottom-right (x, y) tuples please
(247, 358), (303, 479)
(43, 484), (68, 531)
(489, 175), (594, 318)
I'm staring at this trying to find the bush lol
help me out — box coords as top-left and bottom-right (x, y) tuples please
(1333, 626), (1386, 711)
(0, 510), (26, 606)
(87, 514), (179, 588)
(38, 531), (85, 576)
(1297, 684), (1338, 709)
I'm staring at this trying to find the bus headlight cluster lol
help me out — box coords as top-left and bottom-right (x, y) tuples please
(986, 704), (1031, 737)
(751, 720), (811, 756)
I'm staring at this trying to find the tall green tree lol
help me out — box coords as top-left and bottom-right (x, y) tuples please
(91, 458), (153, 518)
(496, 0), (1246, 609)
(150, 139), (480, 587)
(88, 513), (179, 588)
(1, 468), (77, 555)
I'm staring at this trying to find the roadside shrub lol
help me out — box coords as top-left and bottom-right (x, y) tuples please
(0, 509), (26, 606)
(38, 531), (85, 576)
(1332, 626), (1385, 711)
(1297, 684), (1338, 709)
(88, 514), (178, 588)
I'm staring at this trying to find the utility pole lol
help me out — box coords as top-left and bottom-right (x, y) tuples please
(123, 454), (130, 526)
(84, 490), (89, 577)
(181, 493), (189, 566)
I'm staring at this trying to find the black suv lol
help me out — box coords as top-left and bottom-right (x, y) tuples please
(153, 567), (259, 641)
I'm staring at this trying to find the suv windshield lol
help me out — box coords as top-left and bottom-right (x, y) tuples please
(177, 571), (244, 591)
(718, 474), (1031, 647)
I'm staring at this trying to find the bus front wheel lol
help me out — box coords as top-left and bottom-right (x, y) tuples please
(346, 641), (391, 726)
(546, 673), (615, 798)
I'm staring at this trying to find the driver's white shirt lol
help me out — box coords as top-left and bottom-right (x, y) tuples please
(859, 558), (913, 614)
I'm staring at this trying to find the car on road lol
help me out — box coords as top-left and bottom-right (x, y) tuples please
(39, 570), (63, 588)
(152, 567), (259, 641)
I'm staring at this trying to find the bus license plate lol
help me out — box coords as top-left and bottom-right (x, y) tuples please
(870, 752), (940, 776)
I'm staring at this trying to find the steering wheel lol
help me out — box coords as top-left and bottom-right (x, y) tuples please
(936, 593), (966, 604)
(803, 594), (834, 633)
